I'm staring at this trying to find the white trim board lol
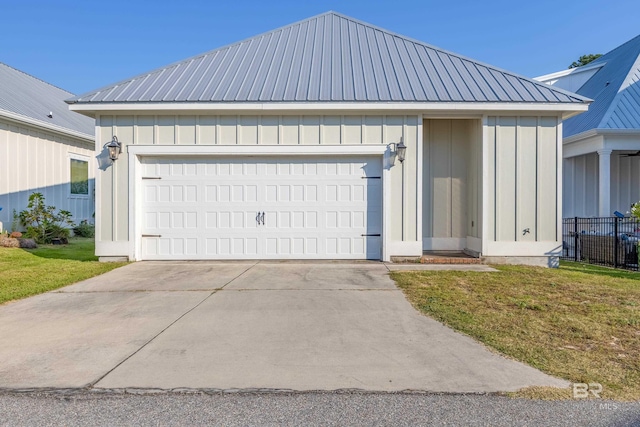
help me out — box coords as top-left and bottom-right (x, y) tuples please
(70, 102), (589, 115)
(126, 144), (389, 156)
(125, 148), (395, 261)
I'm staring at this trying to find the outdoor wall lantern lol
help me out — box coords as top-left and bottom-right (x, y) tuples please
(106, 136), (122, 161)
(395, 138), (407, 163)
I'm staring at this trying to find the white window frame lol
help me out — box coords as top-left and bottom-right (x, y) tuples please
(69, 153), (90, 199)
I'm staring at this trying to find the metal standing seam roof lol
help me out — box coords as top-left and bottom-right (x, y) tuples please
(0, 62), (94, 137)
(67, 12), (589, 105)
(562, 33), (640, 138)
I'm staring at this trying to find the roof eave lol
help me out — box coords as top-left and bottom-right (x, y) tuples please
(535, 62), (607, 82)
(68, 101), (590, 115)
(565, 128), (640, 143)
(0, 109), (94, 143)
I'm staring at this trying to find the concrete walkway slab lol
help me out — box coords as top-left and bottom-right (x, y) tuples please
(0, 261), (567, 393)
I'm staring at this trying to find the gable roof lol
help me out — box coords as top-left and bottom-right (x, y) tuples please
(67, 12), (588, 105)
(0, 63), (94, 138)
(561, 34), (640, 138)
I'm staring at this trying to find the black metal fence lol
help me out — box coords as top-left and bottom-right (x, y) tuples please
(562, 217), (639, 271)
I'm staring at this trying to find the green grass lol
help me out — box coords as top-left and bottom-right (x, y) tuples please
(0, 238), (126, 304)
(391, 261), (640, 401)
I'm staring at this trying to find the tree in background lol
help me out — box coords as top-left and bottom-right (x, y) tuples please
(569, 54), (603, 69)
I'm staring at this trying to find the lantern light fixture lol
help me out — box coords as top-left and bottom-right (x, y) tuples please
(106, 136), (122, 161)
(395, 138), (407, 163)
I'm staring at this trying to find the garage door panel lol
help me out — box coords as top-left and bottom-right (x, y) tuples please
(141, 156), (382, 260)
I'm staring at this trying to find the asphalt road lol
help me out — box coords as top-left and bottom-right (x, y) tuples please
(0, 392), (638, 426)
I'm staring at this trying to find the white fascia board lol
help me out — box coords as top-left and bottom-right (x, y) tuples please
(69, 102), (590, 115)
(127, 144), (388, 156)
(534, 62), (606, 82)
(564, 128), (640, 144)
(0, 109), (94, 144)
(563, 135), (605, 158)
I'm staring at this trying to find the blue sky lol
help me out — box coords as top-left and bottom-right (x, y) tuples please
(3, 0), (639, 95)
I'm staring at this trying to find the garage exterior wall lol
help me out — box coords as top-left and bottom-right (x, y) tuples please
(94, 112), (566, 263)
(0, 117), (95, 228)
(483, 116), (562, 261)
(96, 114), (421, 258)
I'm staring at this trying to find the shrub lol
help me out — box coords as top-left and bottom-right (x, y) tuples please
(73, 220), (95, 238)
(18, 193), (74, 244)
(632, 201), (640, 221)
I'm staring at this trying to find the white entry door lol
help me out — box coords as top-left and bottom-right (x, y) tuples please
(140, 156), (382, 260)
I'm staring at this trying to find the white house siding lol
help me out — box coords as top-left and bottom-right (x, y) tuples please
(485, 116), (560, 245)
(0, 117), (94, 230)
(563, 151), (640, 218)
(96, 114), (421, 258)
(611, 154), (640, 214)
(562, 153), (600, 218)
(422, 119), (482, 250)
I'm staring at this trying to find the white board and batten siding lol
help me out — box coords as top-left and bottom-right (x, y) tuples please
(484, 116), (561, 256)
(564, 153), (640, 218)
(0, 118), (94, 229)
(97, 114), (420, 260)
(99, 115), (418, 146)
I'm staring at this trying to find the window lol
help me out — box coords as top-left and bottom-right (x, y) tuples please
(70, 158), (89, 195)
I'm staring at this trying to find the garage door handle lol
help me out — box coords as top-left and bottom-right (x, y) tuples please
(260, 212), (265, 225)
(361, 234), (381, 237)
(256, 212), (265, 225)
(142, 234), (162, 238)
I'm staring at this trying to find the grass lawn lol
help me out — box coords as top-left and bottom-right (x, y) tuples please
(0, 237), (126, 304)
(391, 261), (640, 401)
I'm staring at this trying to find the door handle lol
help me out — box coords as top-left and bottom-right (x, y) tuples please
(256, 212), (261, 225)
(260, 212), (265, 225)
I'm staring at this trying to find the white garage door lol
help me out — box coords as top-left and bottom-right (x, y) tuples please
(140, 156), (382, 260)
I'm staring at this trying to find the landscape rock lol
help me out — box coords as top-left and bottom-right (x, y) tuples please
(0, 237), (20, 248)
(19, 239), (37, 249)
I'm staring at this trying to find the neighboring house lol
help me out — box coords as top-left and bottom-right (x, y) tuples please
(67, 12), (589, 265)
(536, 34), (640, 218)
(0, 62), (95, 232)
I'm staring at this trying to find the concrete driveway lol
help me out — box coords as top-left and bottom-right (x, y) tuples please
(0, 262), (567, 392)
